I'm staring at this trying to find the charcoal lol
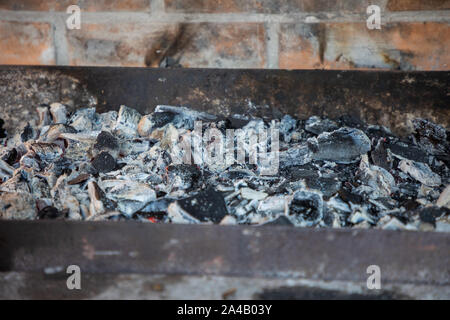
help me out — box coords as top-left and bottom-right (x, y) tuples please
(87, 181), (105, 216)
(150, 111), (177, 128)
(413, 118), (447, 156)
(309, 127), (371, 163)
(98, 179), (155, 216)
(40, 124), (77, 142)
(416, 206), (449, 227)
(305, 116), (338, 135)
(326, 196), (352, 215)
(37, 106), (52, 127)
(225, 117), (250, 129)
(115, 105), (142, 137)
(68, 107), (96, 132)
(2, 148), (18, 166)
(436, 185), (450, 209)
(140, 198), (171, 213)
(138, 112), (176, 137)
(168, 188), (228, 223)
(413, 119), (447, 142)
(388, 141), (429, 163)
(0, 159), (14, 177)
(338, 188), (364, 205)
(166, 164), (201, 190)
(92, 151), (117, 173)
(155, 105), (216, 122)
(371, 139), (391, 170)
(0, 101), (448, 232)
(21, 123), (36, 142)
(305, 176), (341, 199)
(257, 195), (287, 214)
(348, 209), (375, 225)
(366, 125), (393, 140)
(358, 155), (395, 199)
(94, 131), (119, 153)
(399, 159), (441, 187)
(29, 142), (63, 163)
(50, 103), (68, 124)
(38, 206), (64, 219)
(279, 144), (312, 168)
(67, 173), (90, 185)
(288, 190), (323, 226)
(279, 115), (297, 142)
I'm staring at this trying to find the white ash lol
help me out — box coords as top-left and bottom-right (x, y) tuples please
(0, 103), (448, 232)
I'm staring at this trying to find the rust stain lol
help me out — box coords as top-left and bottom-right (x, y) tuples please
(82, 237), (95, 260)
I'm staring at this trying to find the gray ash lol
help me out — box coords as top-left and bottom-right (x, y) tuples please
(0, 103), (449, 232)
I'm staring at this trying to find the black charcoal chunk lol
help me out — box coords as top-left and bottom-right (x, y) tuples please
(94, 131), (119, 151)
(413, 118), (447, 141)
(2, 148), (18, 166)
(371, 139), (390, 170)
(151, 112), (176, 129)
(306, 177), (341, 199)
(225, 117), (250, 129)
(38, 206), (65, 219)
(413, 118), (448, 156)
(289, 190), (323, 225)
(416, 206), (450, 227)
(21, 123), (35, 142)
(92, 151), (117, 173)
(172, 188), (228, 223)
(388, 141), (428, 163)
(167, 164), (201, 190)
(338, 188), (364, 205)
(309, 127), (371, 163)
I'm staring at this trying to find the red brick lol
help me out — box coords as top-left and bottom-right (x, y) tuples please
(386, 0), (450, 11)
(67, 22), (266, 68)
(164, 0), (383, 13)
(0, 0), (150, 11)
(0, 21), (55, 65)
(279, 22), (450, 70)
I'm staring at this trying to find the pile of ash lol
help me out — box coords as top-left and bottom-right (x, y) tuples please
(0, 103), (449, 231)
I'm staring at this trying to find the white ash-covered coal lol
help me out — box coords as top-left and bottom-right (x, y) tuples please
(0, 103), (449, 232)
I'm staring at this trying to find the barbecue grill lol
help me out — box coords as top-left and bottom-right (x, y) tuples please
(0, 66), (448, 299)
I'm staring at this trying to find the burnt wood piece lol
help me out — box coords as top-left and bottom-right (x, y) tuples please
(0, 221), (448, 285)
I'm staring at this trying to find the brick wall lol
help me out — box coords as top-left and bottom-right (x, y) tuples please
(0, 0), (449, 70)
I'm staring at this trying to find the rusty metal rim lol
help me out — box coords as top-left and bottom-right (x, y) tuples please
(0, 220), (448, 286)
